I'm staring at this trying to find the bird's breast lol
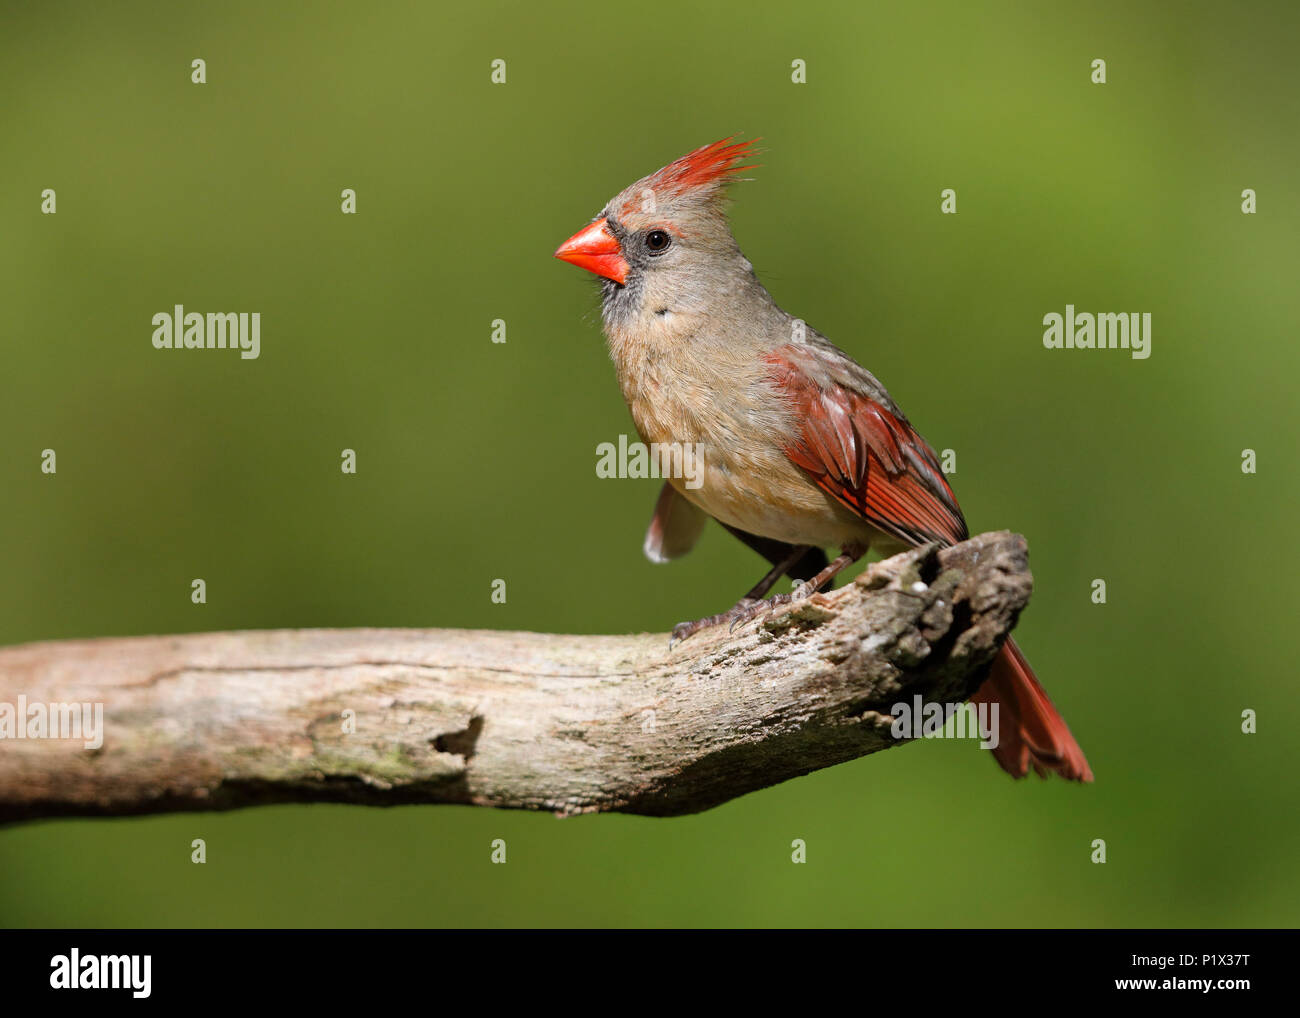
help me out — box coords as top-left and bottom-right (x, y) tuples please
(619, 353), (875, 550)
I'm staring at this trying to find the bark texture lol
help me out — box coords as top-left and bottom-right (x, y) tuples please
(0, 531), (1033, 822)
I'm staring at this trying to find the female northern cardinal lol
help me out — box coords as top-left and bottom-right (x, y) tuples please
(555, 138), (1092, 782)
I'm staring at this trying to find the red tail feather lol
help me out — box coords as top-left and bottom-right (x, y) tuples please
(971, 638), (1093, 782)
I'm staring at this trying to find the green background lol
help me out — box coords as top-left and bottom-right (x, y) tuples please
(2, 0), (1297, 928)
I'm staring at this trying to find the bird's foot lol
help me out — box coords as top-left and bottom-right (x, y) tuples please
(669, 582), (820, 648)
(669, 598), (759, 648)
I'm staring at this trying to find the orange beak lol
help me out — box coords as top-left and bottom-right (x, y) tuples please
(554, 218), (629, 285)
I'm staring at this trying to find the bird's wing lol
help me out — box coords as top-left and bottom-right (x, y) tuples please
(767, 341), (1091, 783)
(765, 342), (968, 547)
(643, 482), (709, 562)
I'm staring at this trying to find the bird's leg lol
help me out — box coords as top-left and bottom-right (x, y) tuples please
(790, 542), (867, 598)
(669, 544), (813, 647)
(724, 541), (867, 633)
(741, 547), (809, 601)
(670, 542), (869, 646)
(717, 523), (828, 586)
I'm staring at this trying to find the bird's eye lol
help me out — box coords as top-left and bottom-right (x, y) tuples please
(645, 229), (672, 253)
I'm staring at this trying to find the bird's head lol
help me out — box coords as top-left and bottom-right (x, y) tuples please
(554, 138), (759, 326)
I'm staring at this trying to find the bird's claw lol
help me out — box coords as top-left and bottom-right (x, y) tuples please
(669, 600), (755, 648)
(668, 584), (818, 648)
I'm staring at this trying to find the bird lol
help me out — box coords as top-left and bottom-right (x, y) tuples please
(554, 137), (1092, 783)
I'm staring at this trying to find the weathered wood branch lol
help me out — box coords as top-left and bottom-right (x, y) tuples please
(0, 531), (1033, 823)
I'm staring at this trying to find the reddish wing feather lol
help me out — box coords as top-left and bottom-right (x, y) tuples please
(764, 346), (1092, 783)
(765, 349), (967, 547)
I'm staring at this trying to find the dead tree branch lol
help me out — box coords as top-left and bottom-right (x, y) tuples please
(0, 531), (1032, 822)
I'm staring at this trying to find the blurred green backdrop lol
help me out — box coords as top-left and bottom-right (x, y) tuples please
(1, 0), (1297, 928)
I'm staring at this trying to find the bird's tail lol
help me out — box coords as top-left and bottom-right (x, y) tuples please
(970, 638), (1093, 782)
